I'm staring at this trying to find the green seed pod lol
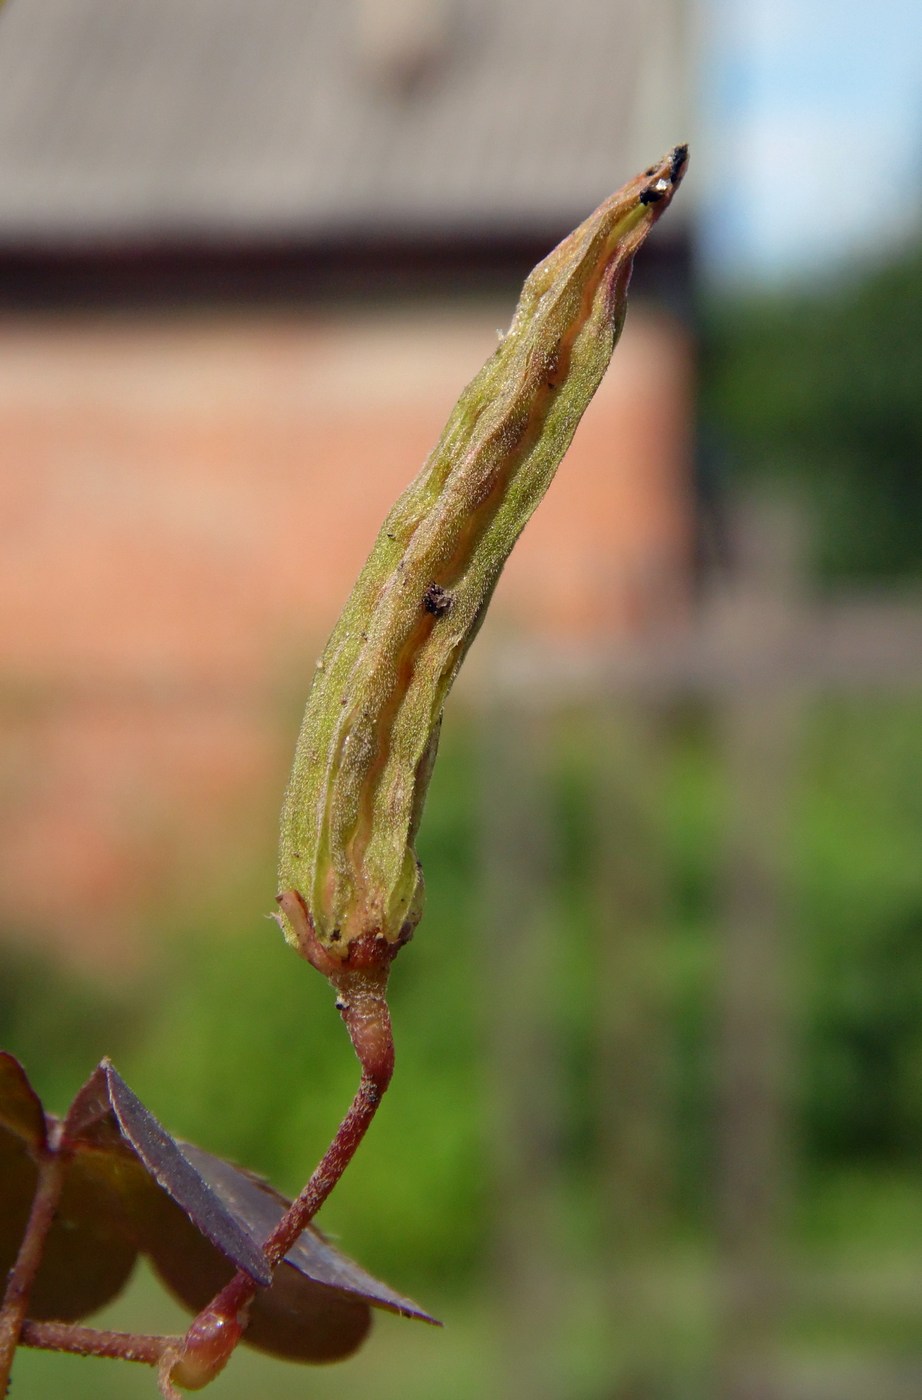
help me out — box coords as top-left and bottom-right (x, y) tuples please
(277, 146), (688, 980)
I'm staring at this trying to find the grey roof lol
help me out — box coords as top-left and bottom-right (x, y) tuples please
(0, 0), (690, 247)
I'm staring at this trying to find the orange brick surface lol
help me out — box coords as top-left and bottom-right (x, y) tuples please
(0, 306), (691, 967)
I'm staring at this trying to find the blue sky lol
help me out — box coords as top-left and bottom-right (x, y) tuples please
(699, 0), (922, 286)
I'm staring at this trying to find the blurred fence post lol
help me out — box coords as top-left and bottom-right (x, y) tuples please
(592, 701), (673, 1398)
(713, 504), (802, 1400)
(478, 687), (566, 1400)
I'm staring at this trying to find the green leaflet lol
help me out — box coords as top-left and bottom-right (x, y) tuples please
(278, 146), (688, 971)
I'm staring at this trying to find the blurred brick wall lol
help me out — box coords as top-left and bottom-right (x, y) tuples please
(0, 306), (692, 969)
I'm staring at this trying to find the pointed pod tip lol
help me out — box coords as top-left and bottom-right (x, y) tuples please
(636, 143), (689, 216)
(670, 143), (690, 183)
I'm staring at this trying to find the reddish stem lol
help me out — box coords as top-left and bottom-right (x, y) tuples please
(5, 897), (398, 1399)
(9, 1069), (391, 1400)
(18, 1319), (171, 1367)
(163, 958), (394, 1394)
(268, 1067), (388, 1265)
(0, 1127), (67, 1392)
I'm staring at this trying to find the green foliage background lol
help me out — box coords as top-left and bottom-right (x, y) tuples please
(702, 245), (922, 580)
(4, 246), (922, 1394)
(5, 698), (922, 1287)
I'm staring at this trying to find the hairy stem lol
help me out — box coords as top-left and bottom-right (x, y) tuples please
(266, 1070), (389, 1267)
(0, 1129), (67, 1391)
(19, 1319), (172, 1367)
(163, 995), (393, 1394)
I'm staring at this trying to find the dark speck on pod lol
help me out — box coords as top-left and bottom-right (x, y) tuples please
(423, 583), (453, 617)
(639, 185), (665, 205)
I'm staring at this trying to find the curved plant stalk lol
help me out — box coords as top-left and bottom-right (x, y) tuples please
(1, 1053), (433, 1393)
(0, 1126), (66, 1391)
(159, 144), (688, 1395)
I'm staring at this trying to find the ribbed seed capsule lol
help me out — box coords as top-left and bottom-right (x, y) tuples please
(277, 146), (688, 986)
